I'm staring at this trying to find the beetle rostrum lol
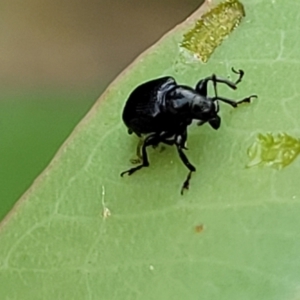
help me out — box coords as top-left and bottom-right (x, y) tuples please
(120, 68), (257, 194)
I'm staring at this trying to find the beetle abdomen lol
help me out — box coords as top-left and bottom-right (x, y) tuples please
(122, 77), (176, 135)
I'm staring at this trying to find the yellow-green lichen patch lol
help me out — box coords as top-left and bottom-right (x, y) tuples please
(180, 0), (245, 62)
(246, 133), (300, 170)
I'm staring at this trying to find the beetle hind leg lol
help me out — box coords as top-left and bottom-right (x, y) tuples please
(121, 134), (160, 177)
(120, 165), (144, 176)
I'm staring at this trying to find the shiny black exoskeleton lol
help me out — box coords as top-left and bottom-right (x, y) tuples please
(121, 68), (256, 194)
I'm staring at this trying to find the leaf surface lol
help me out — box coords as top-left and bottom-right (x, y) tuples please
(1, 1), (300, 299)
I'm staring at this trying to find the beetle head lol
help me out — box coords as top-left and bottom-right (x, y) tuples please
(208, 116), (221, 129)
(192, 97), (221, 130)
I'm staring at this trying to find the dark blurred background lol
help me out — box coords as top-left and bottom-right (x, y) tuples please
(0, 0), (202, 220)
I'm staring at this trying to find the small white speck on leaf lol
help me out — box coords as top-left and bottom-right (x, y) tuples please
(149, 265), (155, 271)
(101, 185), (111, 219)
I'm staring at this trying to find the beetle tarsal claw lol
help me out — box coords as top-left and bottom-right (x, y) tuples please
(120, 169), (135, 177)
(121, 170), (133, 177)
(236, 94), (258, 106)
(180, 171), (193, 195)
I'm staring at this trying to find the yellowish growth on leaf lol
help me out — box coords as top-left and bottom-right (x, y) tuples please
(180, 0), (245, 62)
(246, 133), (300, 170)
(195, 224), (205, 234)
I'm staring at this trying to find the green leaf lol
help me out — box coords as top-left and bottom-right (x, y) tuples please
(1, 1), (300, 299)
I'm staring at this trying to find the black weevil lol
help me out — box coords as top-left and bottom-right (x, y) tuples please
(121, 68), (256, 194)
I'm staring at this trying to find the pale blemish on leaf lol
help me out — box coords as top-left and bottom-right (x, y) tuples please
(101, 185), (111, 219)
(180, 0), (245, 62)
(246, 133), (300, 169)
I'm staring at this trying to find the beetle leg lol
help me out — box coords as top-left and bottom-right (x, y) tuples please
(181, 171), (193, 195)
(176, 145), (196, 194)
(212, 95), (257, 108)
(178, 129), (188, 150)
(121, 134), (160, 177)
(176, 146), (196, 172)
(159, 132), (195, 194)
(160, 129), (188, 149)
(174, 132), (196, 194)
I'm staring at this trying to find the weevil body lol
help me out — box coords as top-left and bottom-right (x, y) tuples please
(121, 68), (256, 194)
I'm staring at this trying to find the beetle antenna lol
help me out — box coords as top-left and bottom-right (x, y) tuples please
(231, 67), (244, 85)
(211, 74), (218, 98)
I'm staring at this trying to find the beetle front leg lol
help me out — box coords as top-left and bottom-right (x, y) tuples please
(121, 134), (160, 177)
(160, 132), (195, 194)
(212, 95), (257, 108)
(176, 142), (196, 195)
